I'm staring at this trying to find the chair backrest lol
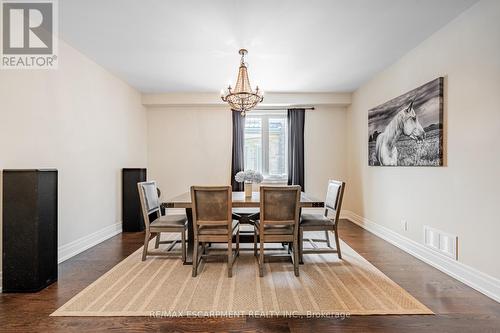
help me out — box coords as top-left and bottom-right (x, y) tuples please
(324, 180), (345, 221)
(137, 181), (161, 230)
(190, 186), (232, 235)
(260, 185), (301, 231)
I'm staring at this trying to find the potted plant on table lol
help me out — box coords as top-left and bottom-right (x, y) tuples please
(235, 170), (264, 198)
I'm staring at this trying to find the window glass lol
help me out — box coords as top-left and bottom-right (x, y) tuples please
(268, 118), (287, 177)
(244, 117), (262, 173)
(244, 112), (287, 181)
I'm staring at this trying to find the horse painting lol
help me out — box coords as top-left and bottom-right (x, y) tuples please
(368, 77), (444, 167)
(375, 101), (425, 166)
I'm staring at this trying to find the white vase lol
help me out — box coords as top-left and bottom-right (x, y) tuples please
(244, 182), (252, 198)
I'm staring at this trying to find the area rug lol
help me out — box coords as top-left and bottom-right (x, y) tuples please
(51, 234), (432, 317)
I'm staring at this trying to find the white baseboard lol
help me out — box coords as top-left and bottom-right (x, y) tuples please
(58, 222), (122, 264)
(342, 210), (500, 304)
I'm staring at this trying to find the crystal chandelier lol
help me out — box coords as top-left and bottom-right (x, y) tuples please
(220, 49), (264, 116)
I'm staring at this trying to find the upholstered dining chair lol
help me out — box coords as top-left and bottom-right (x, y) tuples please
(299, 180), (345, 262)
(137, 181), (187, 261)
(254, 186), (301, 277)
(191, 186), (240, 278)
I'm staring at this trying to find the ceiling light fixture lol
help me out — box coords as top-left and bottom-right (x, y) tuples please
(220, 49), (263, 116)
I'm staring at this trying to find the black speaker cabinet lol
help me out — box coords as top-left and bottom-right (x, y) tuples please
(2, 169), (58, 292)
(122, 168), (146, 232)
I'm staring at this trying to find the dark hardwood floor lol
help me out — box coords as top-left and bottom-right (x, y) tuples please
(1, 220), (499, 333)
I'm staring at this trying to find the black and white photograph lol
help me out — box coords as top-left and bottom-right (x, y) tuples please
(368, 77), (444, 166)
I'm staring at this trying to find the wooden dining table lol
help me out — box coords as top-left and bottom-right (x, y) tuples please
(162, 191), (324, 264)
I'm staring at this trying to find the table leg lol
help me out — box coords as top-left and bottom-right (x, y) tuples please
(184, 208), (194, 265)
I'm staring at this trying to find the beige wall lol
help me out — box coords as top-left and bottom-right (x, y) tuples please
(147, 106), (232, 199)
(0, 40), (147, 263)
(345, 0), (500, 279)
(147, 105), (348, 201)
(304, 106), (348, 199)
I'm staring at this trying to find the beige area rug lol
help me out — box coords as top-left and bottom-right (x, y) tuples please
(52, 234), (432, 317)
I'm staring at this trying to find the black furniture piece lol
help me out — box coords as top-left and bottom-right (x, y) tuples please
(122, 168), (147, 232)
(2, 169), (58, 292)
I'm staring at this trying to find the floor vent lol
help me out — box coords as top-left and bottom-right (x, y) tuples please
(423, 226), (458, 260)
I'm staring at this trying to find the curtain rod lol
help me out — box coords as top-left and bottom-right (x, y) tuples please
(253, 106), (315, 111)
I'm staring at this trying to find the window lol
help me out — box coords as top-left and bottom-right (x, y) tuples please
(244, 111), (288, 182)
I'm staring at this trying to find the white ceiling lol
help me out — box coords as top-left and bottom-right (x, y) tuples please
(59, 0), (477, 93)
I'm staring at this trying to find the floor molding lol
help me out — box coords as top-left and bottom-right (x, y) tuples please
(342, 210), (500, 303)
(58, 222), (122, 264)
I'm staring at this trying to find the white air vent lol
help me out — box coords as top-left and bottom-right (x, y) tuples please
(424, 226), (458, 260)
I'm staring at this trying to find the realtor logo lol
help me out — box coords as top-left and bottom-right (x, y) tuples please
(1, 0), (58, 69)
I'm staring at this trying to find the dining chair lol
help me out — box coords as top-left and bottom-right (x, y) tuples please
(299, 180), (345, 262)
(191, 186), (240, 277)
(254, 185), (301, 277)
(137, 181), (187, 261)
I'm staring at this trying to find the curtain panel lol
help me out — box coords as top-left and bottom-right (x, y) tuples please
(231, 110), (245, 191)
(287, 108), (305, 191)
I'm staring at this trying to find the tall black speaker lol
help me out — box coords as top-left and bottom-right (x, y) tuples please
(122, 168), (146, 232)
(2, 169), (58, 292)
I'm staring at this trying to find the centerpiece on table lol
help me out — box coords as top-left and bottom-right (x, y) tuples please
(235, 170), (264, 198)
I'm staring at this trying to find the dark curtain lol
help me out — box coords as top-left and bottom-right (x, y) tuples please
(231, 110), (245, 191)
(287, 108), (305, 191)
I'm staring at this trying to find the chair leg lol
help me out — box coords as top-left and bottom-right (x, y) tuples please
(192, 239), (199, 277)
(299, 227), (304, 264)
(142, 231), (150, 261)
(253, 229), (258, 257)
(259, 239), (265, 277)
(334, 227), (342, 259)
(293, 241), (300, 277)
(154, 233), (161, 249)
(325, 230), (332, 248)
(227, 240), (233, 278)
(236, 229), (240, 257)
(181, 229), (186, 263)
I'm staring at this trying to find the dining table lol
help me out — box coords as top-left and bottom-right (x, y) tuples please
(162, 191), (324, 264)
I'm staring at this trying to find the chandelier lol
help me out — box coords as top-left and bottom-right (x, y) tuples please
(220, 49), (264, 116)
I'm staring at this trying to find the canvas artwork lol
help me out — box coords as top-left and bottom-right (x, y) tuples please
(368, 77), (444, 166)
